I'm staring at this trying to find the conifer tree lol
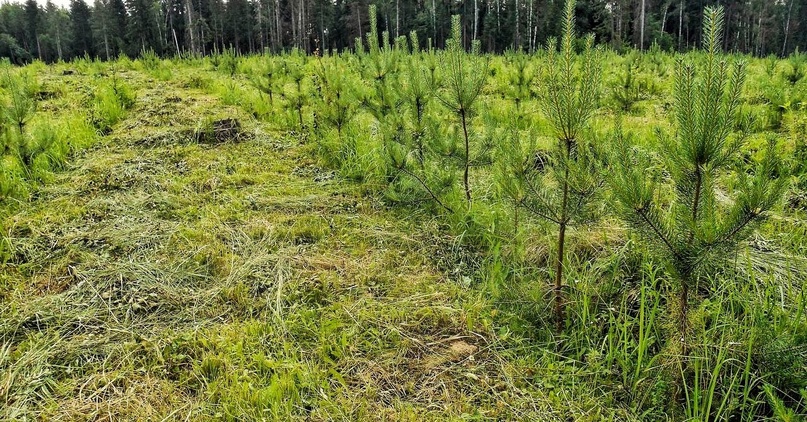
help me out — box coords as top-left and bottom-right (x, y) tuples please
(436, 15), (488, 203)
(23, 0), (39, 59)
(358, 4), (400, 121)
(69, 0), (94, 57)
(125, 0), (158, 55)
(279, 58), (308, 129)
(44, 1), (69, 61)
(509, 0), (601, 330)
(4, 71), (36, 137)
(251, 58), (279, 105)
(610, 6), (787, 350)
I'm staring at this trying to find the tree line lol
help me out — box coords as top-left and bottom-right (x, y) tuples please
(1, 0), (805, 63)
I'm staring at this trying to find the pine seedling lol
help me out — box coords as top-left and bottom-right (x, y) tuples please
(311, 58), (360, 170)
(398, 32), (440, 165)
(518, 0), (601, 331)
(502, 51), (536, 126)
(494, 122), (536, 245)
(19, 125), (56, 170)
(221, 47), (239, 77)
(4, 71), (36, 136)
(610, 6), (787, 351)
(610, 52), (651, 113)
(251, 59), (279, 105)
(279, 60), (309, 129)
(358, 5), (401, 121)
(313, 59), (358, 141)
(436, 15), (489, 203)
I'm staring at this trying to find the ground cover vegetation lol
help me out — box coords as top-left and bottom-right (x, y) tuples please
(1, 1), (807, 420)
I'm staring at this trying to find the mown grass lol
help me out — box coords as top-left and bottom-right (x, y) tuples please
(0, 64), (616, 421)
(0, 45), (805, 421)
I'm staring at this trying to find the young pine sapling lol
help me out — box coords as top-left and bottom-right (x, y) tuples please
(280, 60), (309, 129)
(251, 59), (279, 105)
(518, 0), (602, 331)
(436, 15), (489, 203)
(4, 72), (36, 137)
(610, 6), (787, 352)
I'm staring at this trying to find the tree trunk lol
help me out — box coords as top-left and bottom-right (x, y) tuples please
(103, 26), (110, 60)
(640, 0), (645, 50)
(461, 107), (472, 202)
(295, 0), (300, 50)
(275, 0), (283, 49)
(555, 219), (567, 331)
(432, 0), (436, 45)
(528, 0), (533, 51)
(782, 0), (794, 56)
(186, 0), (195, 54)
(56, 29), (63, 61)
(679, 279), (689, 353)
(554, 139), (572, 332)
(357, 4), (363, 40)
(172, 28), (181, 55)
(473, 0), (478, 41)
(514, 0), (520, 50)
(678, 0), (683, 49)
(256, 1), (263, 53)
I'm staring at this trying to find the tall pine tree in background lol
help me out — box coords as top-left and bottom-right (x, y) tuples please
(69, 0), (94, 57)
(0, 0), (804, 61)
(224, 0), (253, 53)
(126, 0), (157, 54)
(23, 0), (39, 60)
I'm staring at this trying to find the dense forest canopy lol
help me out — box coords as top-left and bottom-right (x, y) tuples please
(0, 0), (805, 63)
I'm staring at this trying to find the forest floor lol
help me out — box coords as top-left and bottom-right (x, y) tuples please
(0, 70), (629, 420)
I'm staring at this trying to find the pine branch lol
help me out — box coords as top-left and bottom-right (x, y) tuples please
(397, 165), (455, 214)
(633, 204), (683, 262)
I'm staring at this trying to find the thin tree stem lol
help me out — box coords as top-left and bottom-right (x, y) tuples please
(555, 139), (572, 332)
(555, 219), (567, 331)
(689, 165), (703, 243)
(679, 279), (689, 354)
(461, 107), (471, 202)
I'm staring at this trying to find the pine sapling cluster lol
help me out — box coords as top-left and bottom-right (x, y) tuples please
(381, 31), (456, 212)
